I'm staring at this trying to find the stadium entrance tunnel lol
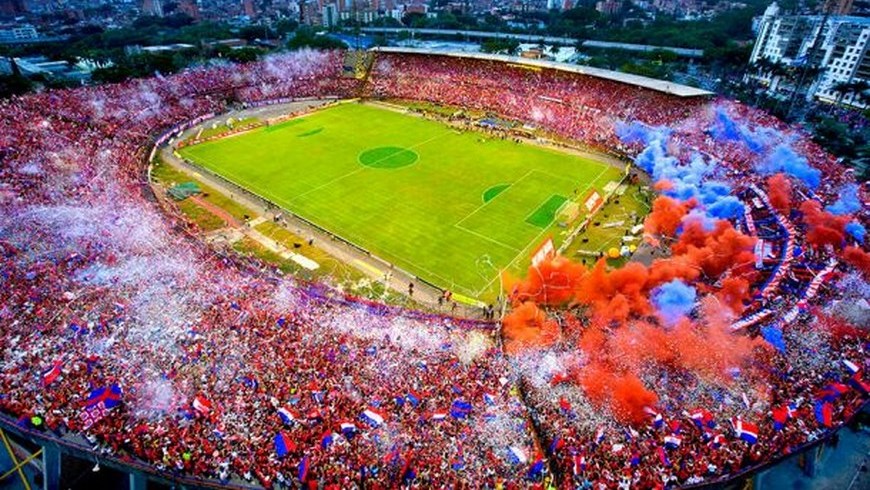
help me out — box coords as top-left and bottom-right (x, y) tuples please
(359, 146), (419, 169)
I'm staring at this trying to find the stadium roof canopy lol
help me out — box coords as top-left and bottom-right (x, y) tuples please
(370, 47), (714, 98)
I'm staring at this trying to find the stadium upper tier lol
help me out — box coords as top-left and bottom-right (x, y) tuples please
(370, 47), (714, 98)
(0, 49), (867, 489)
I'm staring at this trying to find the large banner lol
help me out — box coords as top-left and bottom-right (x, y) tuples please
(531, 236), (556, 267)
(583, 190), (604, 214)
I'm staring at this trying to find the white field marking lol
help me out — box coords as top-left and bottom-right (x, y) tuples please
(185, 155), (482, 294)
(521, 194), (567, 226)
(480, 183), (511, 204)
(454, 169), (535, 228)
(183, 149), (349, 212)
(532, 167), (598, 188)
(289, 167), (367, 203)
(474, 164), (614, 297)
(453, 223), (521, 253)
(290, 130), (452, 203)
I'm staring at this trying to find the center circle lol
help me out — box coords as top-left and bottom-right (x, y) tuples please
(359, 146), (418, 169)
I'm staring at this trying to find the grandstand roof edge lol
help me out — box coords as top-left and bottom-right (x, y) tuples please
(368, 47), (714, 98)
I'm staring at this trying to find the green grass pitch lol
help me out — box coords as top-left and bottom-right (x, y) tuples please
(179, 103), (623, 298)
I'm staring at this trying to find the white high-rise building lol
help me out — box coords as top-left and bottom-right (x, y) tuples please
(322, 3), (338, 27)
(142, 0), (164, 17)
(748, 2), (870, 108)
(0, 24), (38, 43)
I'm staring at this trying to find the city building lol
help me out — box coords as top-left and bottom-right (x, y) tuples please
(0, 23), (37, 42)
(596, 0), (622, 15)
(243, 0), (256, 18)
(748, 2), (870, 108)
(178, 0), (200, 20)
(322, 2), (338, 26)
(141, 0), (164, 17)
(828, 0), (855, 15)
(0, 0), (26, 16)
(0, 55), (96, 82)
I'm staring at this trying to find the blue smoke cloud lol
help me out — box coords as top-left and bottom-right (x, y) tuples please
(846, 221), (866, 244)
(756, 145), (821, 190)
(707, 195), (746, 220)
(652, 279), (697, 325)
(826, 184), (861, 215)
(615, 121), (671, 146)
(760, 324), (786, 353)
(682, 209), (717, 232)
(711, 109), (741, 140)
(698, 180), (745, 219)
(622, 125), (746, 225)
(709, 108), (768, 154)
(633, 138), (677, 176)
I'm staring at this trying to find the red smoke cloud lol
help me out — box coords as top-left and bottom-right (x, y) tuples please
(842, 246), (870, 281)
(507, 219), (755, 322)
(503, 216), (762, 425)
(647, 254), (703, 285)
(671, 220), (756, 279)
(502, 301), (561, 354)
(644, 196), (693, 238)
(569, 298), (763, 426)
(716, 276), (752, 314)
(577, 363), (658, 425)
(604, 299), (763, 384)
(800, 200), (851, 249)
(505, 256), (587, 306)
(767, 173), (792, 215)
(499, 175), (797, 427)
(576, 260), (654, 321)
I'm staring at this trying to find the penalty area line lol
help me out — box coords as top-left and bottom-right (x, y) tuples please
(453, 223), (521, 253)
(455, 169), (535, 228)
(473, 165), (613, 297)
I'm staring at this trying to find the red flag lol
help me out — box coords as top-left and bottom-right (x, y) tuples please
(42, 361), (63, 386)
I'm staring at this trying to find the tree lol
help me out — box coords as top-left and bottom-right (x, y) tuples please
(402, 12), (428, 28)
(0, 73), (33, 99)
(215, 45), (261, 63)
(274, 19), (299, 37)
(91, 65), (135, 84)
(812, 116), (857, 158)
(371, 16), (402, 28)
(480, 38), (520, 55)
(239, 25), (276, 42)
(750, 56), (775, 78)
(287, 27), (347, 50)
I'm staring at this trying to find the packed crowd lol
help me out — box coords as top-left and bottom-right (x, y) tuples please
(367, 53), (702, 154)
(368, 52), (857, 196)
(513, 176), (868, 487)
(0, 48), (868, 489)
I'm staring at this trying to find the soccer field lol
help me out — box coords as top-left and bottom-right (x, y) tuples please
(179, 103), (623, 298)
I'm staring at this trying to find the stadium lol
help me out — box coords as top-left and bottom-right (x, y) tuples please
(0, 47), (868, 489)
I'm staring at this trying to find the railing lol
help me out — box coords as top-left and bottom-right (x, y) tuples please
(682, 399), (870, 489)
(128, 94), (869, 490)
(0, 413), (261, 490)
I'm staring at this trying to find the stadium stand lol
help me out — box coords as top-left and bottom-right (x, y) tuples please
(0, 48), (867, 488)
